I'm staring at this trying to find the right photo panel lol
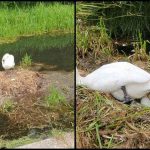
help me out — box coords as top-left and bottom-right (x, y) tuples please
(76, 1), (150, 149)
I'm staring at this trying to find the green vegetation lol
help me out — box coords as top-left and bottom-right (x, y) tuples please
(77, 1), (150, 38)
(1, 99), (15, 113)
(0, 129), (70, 148)
(20, 53), (32, 69)
(77, 87), (150, 148)
(77, 1), (150, 149)
(0, 136), (39, 148)
(0, 2), (74, 42)
(45, 86), (66, 106)
(76, 22), (113, 60)
(133, 32), (148, 61)
(0, 90), (74, 147)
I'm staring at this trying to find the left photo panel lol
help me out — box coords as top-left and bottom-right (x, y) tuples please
(0, 1), (75, 149)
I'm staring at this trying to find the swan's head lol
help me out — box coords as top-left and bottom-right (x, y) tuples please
(2, 53), (15, 70)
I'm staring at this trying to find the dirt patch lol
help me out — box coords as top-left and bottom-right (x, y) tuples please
(41, 70), (74, 102)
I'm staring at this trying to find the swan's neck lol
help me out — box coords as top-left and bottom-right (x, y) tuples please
(76, 68), (86, 86)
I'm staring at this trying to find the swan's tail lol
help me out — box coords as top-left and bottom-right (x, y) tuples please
(76, 67), (84, 86)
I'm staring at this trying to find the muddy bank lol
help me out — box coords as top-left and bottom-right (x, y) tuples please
(17, 132), (74, 149)
(41, 70), (74, 102)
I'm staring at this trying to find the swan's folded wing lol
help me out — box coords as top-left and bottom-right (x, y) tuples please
(85, 63), (150, 92)
(100, 61), (150, 83)
(120, 63), (150, 83)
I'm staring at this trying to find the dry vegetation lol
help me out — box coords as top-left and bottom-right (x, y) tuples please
(76, 2), (150, 148)
(77, 87), (150, 148)
(0, 69), (74, 141)
(76, 38), (150, 148)
(0, 69), (47, 104)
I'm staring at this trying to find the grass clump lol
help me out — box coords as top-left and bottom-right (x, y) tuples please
(45, 86), (66, 106)
(133, 32), (149, 61)
(76, 86), (150, 149)
(76, 17), (114, 60)
(1, 100), (15, 113)
(20, 53), (32, 69)
(76, 25), (89, 58)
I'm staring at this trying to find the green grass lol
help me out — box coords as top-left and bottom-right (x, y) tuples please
(0, 136), (39, 148)
(77, 83), (150, 149)
(1, 99), (15, 113)
(133, 32), (149, 61)
(20, 53), (32, 69)
(0, 2), (74, 41)
(76, 21), (114, 60)
(45, 86), (66, 106)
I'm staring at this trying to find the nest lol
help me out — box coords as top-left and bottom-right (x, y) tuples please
(0, 69), (49, 105)
(77, 86), (150, 149)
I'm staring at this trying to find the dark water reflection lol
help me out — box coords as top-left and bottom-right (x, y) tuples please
(0, 33), (74, 71)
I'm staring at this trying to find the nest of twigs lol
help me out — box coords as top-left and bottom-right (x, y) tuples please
(77, 86), (150, 149)
(0, 69), (49, 105)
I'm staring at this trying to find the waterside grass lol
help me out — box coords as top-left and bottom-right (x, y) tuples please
(0, 2), (74, 42)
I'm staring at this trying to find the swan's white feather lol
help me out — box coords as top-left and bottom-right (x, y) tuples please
(81, 62), (150, 93)
(2, 53), (15, 70)
(140, 96), (150, 107)
(76, 62), (150, 106)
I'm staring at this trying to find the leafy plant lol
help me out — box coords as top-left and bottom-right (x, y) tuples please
(45, 86), (66, 106)
(76, 24), (89, 58)
(133, 32), (148, 61)
(20, 53), (32, 69)
(2, 100), (15, 113)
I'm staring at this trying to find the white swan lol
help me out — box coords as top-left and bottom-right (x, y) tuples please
(140, 96), (150, 107)
(2, 53), (15, 70)
(76, 62), (150, 104)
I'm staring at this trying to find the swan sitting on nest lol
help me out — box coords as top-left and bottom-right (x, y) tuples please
(2, 53), (15, 70)
(76, 62), (150, 106)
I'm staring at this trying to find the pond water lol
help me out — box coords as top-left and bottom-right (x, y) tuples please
(0, 33), (74, 71)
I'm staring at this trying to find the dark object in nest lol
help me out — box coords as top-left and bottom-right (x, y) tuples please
(113, 42), (135, 56)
